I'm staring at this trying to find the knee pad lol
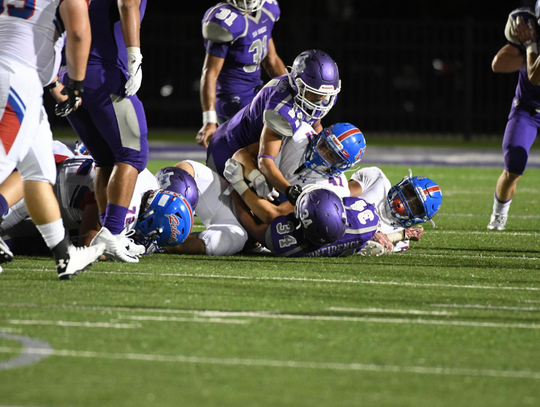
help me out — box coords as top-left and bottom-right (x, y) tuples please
(199, 224), (247, 256)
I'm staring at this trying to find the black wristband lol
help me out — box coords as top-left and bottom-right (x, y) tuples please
(44, 80), (60, 91)
(67, 77), (85, 94)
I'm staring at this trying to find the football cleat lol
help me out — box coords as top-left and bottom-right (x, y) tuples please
(57, 244), (106, 280)
(0, 236), (14, 265)
(90, 227), (141, 263)
(487, 213), (507, 231)
(357, 240), (386, 257)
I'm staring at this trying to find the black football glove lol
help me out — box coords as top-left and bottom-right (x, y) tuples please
(285, 184), (302, 205)
(55, 78), (84, 117)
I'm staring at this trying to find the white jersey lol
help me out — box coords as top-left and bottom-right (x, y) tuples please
(350, 167), (403, 234)
(0, 0), (64, 86)
(125, 169), (159, 232)
(274, 122), (350, 198)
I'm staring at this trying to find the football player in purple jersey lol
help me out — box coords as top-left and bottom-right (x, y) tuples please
(197, 0), (287, 148)
(224, 159), (379, 257)
(207, 49), (341, 205)
(52, 0), (149, 261)
(487, 6), (540, 231)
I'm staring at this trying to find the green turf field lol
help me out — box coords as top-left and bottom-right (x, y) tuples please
(0, 163), (539, 407)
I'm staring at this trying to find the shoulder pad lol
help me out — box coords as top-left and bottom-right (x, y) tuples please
(263, 110), (294, 137)
(202, 5), (247, 43)
(261, 0), (281, 22)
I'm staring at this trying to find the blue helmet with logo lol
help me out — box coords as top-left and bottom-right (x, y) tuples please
(304, 123), (366, 178)
(135, 189), (194, 247)
(294, 186), (347, 246)
(288, 49), (341, 121)
(155, 166), (199, 210)
(387, 170), (443, 228)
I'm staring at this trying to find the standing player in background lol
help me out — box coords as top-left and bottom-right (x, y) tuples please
(197, 0), (287, 147)
(54, 0), (149, 261)
(207, 49), (341, 205)
(487, 7), (540, 231)
(0, 0), (105, 279)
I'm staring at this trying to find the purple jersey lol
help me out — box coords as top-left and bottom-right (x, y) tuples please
(265, 197), (379, 257)
(87, 0), (147, 72)
(207, 75), (320, 175)
(202, 1), (280, 96)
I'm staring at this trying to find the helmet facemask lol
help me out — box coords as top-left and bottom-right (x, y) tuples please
(304, 130), (349, 178)
(227, 0), (264, 13)
(290, 75), (341, 121)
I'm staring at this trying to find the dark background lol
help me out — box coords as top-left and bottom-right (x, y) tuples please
(47, 1), (536, 139)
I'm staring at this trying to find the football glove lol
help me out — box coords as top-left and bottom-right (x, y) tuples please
(223, 158), (249, 195)
(54, 78), (84, 117)
(247, 169), (272, 198)
(371, 232), (394, 254)
(125, 47), (143, 96)
(285, 184), (302, 205)
(405, 226), (424, 241)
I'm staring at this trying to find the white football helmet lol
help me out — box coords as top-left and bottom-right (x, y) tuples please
(227, 0), (264, 13)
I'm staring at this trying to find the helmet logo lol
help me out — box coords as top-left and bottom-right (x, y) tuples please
(165, 214), (181, 245)
(355, 147), (365, 161)
(295, 54), (309, 73)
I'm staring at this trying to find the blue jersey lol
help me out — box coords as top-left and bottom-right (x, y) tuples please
(87, 0), (147, 72)
(202, 1), (280, 96)
(265, 197), (379, 257)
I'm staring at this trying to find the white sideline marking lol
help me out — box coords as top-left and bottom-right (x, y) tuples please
(439, 213), (540, 219)
(328, 307), (456, 316)
(0, 346), (538, 380)
(118, 310), (540, 329)
(400, 253), (540, 261)
(0, 328), (22, 334)
(8, 320), (140, 329)
(118, 316), (250, 325)
(2, 269), (540, 292)
(428, 229), (540, 236)
(431, 304), (540, 312)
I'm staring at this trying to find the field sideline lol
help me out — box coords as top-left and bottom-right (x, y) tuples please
(0, 160), (539, 407)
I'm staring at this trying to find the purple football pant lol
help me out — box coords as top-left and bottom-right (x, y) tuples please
(60, 67), (149, 172)
(216, 87), (258, 123)
(502, 107), (538, 175)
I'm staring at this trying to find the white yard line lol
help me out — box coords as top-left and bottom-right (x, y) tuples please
(0, 346), (538, 380)
(438, 213), (540, 219)
(431, 304), (540, 312)
(328, 307), (456, 316)
(428, 229), (540, 236)
(400, 253), (540, 261)
(116, 316), (250, 325)
(7, 320), (140, 329)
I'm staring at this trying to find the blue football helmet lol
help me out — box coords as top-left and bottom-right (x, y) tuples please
(227, 0), (264, 13)
(304, 123), (366, 178)
(288, 49), (341, 121)
(155, 166), (199, 210)
(294, 186), (347, 246)
(74, 140), (89, 156)
(387, 170), (443, 228)
(135, 189), (194, 247)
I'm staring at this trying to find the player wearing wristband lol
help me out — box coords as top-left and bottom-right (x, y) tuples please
(0, 0), (105, 279)
(196, 0), (287, 148)
(487, 6), (540, 231)
(57, 0), (149, 262)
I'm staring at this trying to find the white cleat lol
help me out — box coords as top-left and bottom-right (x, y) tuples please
(90, 227), (141, 263)
(58, 243), (106, 280)
(0, 236), (14, 265)
(487, 213), (507, 231)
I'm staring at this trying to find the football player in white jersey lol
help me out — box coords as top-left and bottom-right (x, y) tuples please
(0, 142), (157, 261)
(349, 167), (443, 255)
(151, 162), (249, 256)
(230, 121), (366, 201)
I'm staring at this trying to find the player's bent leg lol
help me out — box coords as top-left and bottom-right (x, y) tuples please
(198, 224), (248, 256)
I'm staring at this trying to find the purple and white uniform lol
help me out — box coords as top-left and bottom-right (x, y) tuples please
(265, 197), (379, 257)
(207, 76), (320, 175)
(202, 0), (281, 122)
(503, 8), (540, 175)
(60, 0), (149, 172)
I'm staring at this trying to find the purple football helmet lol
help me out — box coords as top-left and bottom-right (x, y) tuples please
(155, 167), (199, 210)
(288, 49), (341, 121)
(294, 186), (347, 246)
(227, 0), (264, 13)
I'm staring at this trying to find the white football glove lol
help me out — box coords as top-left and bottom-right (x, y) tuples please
(125, 46), (143, 96)
(247, 169), (272, 198)
(223, 158), (249, 195)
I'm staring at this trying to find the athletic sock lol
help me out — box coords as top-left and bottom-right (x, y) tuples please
(36, 218), (66, 249)
(50, 235), (71, 275)
(103, 203), (128, 235)
(0, 194), (8, 216)
(493, 193), (512, 216)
